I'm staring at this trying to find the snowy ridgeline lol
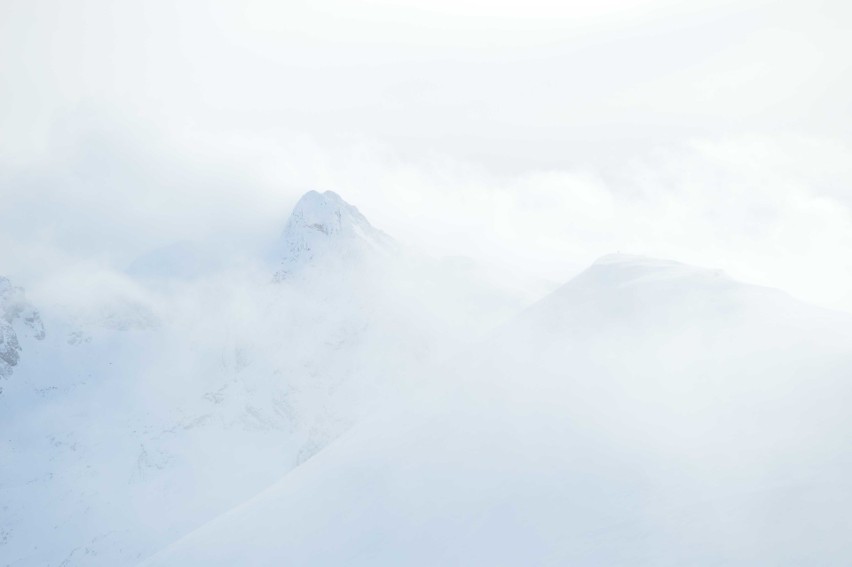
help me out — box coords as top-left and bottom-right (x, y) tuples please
(142, 254), (852, 567)
(4, 191), (852, 566)
(0, 191), (544, 566)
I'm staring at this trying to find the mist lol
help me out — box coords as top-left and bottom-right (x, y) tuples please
(2, 1), (852, 566)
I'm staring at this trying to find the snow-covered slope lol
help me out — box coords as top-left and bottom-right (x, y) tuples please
(0, 191), (537, 566)
(141, 254), (852, 566)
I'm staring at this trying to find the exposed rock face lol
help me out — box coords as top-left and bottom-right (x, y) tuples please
(0, 276), (45, 386)
(0, 321), (21, 377)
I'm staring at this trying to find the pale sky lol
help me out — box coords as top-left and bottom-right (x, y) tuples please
(2, 0), (852, 311)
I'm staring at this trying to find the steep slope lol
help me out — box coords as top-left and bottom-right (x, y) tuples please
(141, 254), (852, 566)
(0, 192), (536, 567)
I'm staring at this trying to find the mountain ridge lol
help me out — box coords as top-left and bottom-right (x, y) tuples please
(138, 252), (852, 566)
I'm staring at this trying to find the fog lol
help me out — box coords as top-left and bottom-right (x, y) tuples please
(139, 255), (852, 566)
(2, 1), (852, 565)
(3, 120), (852, 316)
(3, 0), (852, 310)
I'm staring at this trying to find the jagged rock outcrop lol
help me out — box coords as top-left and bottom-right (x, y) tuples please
(0, 276), (45, 387)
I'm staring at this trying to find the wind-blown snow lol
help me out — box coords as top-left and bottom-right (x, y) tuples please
(0, 191), (536, 566)
(4, 192), (851, 566)
(141, 254), (852, 566)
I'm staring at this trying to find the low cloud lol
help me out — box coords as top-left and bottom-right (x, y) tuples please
(2, 116), (852, 313)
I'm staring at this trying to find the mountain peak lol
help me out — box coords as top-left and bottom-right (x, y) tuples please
(285, 190), (368, 238)
(275, 191), (398, 280)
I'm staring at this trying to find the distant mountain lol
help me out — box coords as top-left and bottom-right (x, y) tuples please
(140, 254), (852, 567)
(498, 252), (849, 343)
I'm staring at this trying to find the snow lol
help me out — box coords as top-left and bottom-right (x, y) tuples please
(274, 190), (398, 281)
(0, 276), (45, 383)
(142, 254), (852, 566)
(0, 191), (535, 566)
(5, 193), (852, 566)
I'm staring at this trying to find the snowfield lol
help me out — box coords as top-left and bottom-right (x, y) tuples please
(0, 191), (538, 566)
(140, 253), (852, 566)
(3, 193), (851, 566)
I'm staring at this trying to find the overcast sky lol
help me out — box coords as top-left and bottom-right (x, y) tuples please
(2, 0), (851, 311)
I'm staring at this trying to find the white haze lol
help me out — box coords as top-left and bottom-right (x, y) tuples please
(140, 255), (852, 566)
(2, 121), (852, 314)
(1, 1), (852, 566)
(2, 0), (852, 312)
